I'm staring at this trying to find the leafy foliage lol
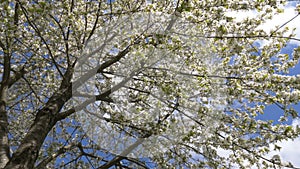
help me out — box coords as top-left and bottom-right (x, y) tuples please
(0, 0), (300, 168)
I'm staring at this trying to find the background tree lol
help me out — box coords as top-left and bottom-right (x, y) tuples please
(0, 0), (300, 168)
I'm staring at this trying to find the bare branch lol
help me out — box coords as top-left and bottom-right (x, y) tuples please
(34, 143), (77, 169)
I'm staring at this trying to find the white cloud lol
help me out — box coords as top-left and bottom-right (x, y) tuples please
(216, 119), (300, 168)
(268, 118), (300, 168)
(277, 138), (300, 167)
(219, 2), (300, 168)
(227, 3), (300, 46)
(292, 118), (300, 127)
(262, 5), (300, 45)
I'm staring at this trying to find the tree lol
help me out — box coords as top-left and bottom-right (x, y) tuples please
(1, 0), (300, 168)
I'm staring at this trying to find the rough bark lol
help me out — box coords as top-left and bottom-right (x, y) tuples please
(3, 108), (56, 169)
(3, 67), (73, 169)
(0, 101), (10, 168)
(0, 3), (19, 167)
(0, 49), (11, 168)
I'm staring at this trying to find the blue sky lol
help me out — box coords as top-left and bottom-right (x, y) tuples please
(260, 4), (300, 167)
(44, 1), (300, 167)
(222, 2), (300, 167)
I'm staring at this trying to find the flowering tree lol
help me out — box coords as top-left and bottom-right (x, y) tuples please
(1, 0), (300, 168)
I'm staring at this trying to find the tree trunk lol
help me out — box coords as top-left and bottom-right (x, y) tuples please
(4, 87), (72, 169)
(0, 48), (12, 168)
(3, 108), (56, 169)
(0, 101), (10, 168)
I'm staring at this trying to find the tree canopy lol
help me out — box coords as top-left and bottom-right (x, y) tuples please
(1, 0), (300, 168)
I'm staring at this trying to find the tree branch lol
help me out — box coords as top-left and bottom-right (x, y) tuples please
(34, 143), (77, 169)
(4, 57), (74, 169)
(98, 139), (145, 169)
(18, 1), (64, 78)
